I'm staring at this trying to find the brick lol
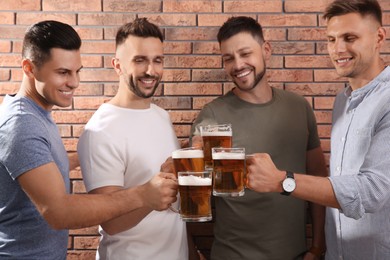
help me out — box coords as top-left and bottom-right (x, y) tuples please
(78, 13), (136, 26)
(73, 236), (100, 249)
(140, 14), (196, 26)
(285, 55), (332, 68)
(193, 97), (217, 110)
(284, 0), (333, 12)
(316, 42), (329, 55)
(0, 26), (31, 39)
(0, 54), (21, 67)
(1, 0), (40, 11)
(52, 111), (94, 124)
(174, 124), (191, 138)
(317, 125), (331, 138)
(80, 69), (117, 82)
(0, 69), (10, 81)
(165, 83), (222, 96)
(76, 28), (103, 40)
(69, 226), (99, 236)
(16, 13), (75, 25)
(164, 42), (192, 54)
(272, 42), (315, 55)
(165, 27), (219, 41)
(169, 111), (199, 124)
(75, 84), (104, 96)
(0, 13), (14, 25)
(67, 250), (97, 260)
(193, 42), (220, 55)
(58, 125), (71, 137)
(163, 1), (221, 13)
(164, 55), (221, 68)
(10, 69), (23, 81)
(70, 167), (83, 179)
(268, 56), (283, 68)
(12, 41), (23, 53)
(192, 69), (228, 82)
(162, 69), (191, 82)
(81, 55), (103, 68)
(72, 180), (87, 194)
(152, 97), (191, 110)
(198, 14), (255, 27)
(314, 69), (347, 82)
(104, 0), (161, 12)
(72, 125), (85, 138)
(103, 27), (118, 40)
(81, 41), (115, 54)
(268, 69), (313, 82)
(288, 28), (327, 41)
(263, 28), (286, 41)
(43, 0), (101, 12)
(0, 41), (11, 52)
(224, 1), (282, 13)
(314, 96), (335, 110)
(259, 14), (317, 27)
(314, 111), (332, 124)
(320, 139), (331, 153)
(103, 56), (114, 68)
(103, 84), (119, 96)
(0, 82), (20, 94)
(73, 96), (110, 110)
(285, 83), (345, 96)
(63, 138), (78, 152)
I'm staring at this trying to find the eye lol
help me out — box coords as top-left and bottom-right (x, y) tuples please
(345, 36), (357, 42)
(134, 58), (145, 63)
(241, 52), (250, 57)
(327, 37), (335, 43)
(154, 58), (163, 64)
(223, 57), (233, 63)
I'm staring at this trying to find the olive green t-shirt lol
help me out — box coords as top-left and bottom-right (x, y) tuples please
(191, 88), (320, 260)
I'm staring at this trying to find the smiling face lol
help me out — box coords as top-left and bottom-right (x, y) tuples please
(115, 35), (163, 99)
(220, 32), (270, 92)
(326, 13), (385, 83)
(29, 48), (82, 110)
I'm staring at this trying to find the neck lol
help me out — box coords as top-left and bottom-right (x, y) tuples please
(109, 83), (151, 109)
(17, 75), (53, 111)
(233, 80), (273, 104)
(349, 59), (386, 91)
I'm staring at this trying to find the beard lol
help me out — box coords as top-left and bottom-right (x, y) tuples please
(126, 74), (160, 99)
(232, 60), (267, 92)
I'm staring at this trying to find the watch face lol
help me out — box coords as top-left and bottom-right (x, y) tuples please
(282, 178), (296, 193)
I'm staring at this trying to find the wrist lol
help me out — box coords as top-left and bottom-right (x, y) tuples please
(308, 246), (325, 258)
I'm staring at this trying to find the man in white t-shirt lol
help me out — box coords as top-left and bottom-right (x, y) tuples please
(78, 18), (188, 260)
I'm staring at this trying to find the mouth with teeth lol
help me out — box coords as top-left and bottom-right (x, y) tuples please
(59, 90), (73, 96)
(234, 69), (252, 80)
(335, 57), (353, 66)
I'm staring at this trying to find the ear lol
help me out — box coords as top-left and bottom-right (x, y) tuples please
(377, 27), (386, 49)
(22, 59), (34, 78)
(112, 57), (122, 76)
(262, 41), (272, 62)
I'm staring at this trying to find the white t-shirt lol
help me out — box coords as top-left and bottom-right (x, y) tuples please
(78, 103), (188, 260)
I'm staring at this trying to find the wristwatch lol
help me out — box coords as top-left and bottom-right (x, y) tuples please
(281, 171), (296, 196)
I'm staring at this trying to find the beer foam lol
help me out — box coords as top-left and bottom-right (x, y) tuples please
(201, 131), (232, 137)
(212, 152), (245, 160)
(172, 149), (204, 158)
(178, 175), (212, 186)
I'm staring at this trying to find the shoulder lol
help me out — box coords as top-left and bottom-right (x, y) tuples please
(274, 88), (307, 104)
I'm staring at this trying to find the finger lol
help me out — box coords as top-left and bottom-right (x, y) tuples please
(160, 172), (177, 180)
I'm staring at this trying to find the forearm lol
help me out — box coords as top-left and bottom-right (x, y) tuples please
(68, 152), (79, 170)
(309, 201), (326, 250)
(100, 207), (152, 235)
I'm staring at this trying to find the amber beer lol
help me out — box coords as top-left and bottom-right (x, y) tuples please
(212, 147), (245, 197)
(200, 124), (232, 170)
(172, 148), (205, 176)
(178, 171), (212, 222)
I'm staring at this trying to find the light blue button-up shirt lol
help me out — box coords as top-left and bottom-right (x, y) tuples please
(326, 66), (390, 259)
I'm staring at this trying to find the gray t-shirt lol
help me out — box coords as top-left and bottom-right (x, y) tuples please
(0, 95), (69, 259)
(192, 88), (320, 260)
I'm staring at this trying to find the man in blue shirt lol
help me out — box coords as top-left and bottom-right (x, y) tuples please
(0, 20), (178, 259)
(246, 0), (390, 259)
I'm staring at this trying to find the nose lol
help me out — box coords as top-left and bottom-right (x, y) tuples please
(332, 39), (347, 54)
(67, 73), (80, 89)
(233, 57), (244, 70)
(146, 62), (156, 76)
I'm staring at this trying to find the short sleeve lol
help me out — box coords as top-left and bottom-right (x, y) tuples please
(0, 114), (53, 180)
(77, 129), (126, 192)
(305, 100), (321, 151)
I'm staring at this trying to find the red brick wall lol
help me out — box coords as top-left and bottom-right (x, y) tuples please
(0, 0), (389, 259)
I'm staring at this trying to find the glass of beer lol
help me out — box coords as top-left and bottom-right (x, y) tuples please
(178, 171), (212, 222)
(200, 124), (232, 171)
(172, 147), (205, 176)
(212, 147), (245, 197)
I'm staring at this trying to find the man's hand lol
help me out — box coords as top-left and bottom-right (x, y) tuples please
(139, 172), (178, 211)
(160, 157), (175, 174)
(191, 135), (203, 149)
(246, 153), (285, 193)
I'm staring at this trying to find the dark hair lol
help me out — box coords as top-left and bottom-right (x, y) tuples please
(22, 20), (81, 68)
(217, 16), (264, 44)
(115, 18), (163, 49)
(323, 0), (382, 26)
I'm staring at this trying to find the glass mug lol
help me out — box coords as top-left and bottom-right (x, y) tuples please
(177, 171), (212, 222)
(212, 147), (245, 197)
(199, 124), (232, 171)
(172, 147), (205, 176)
